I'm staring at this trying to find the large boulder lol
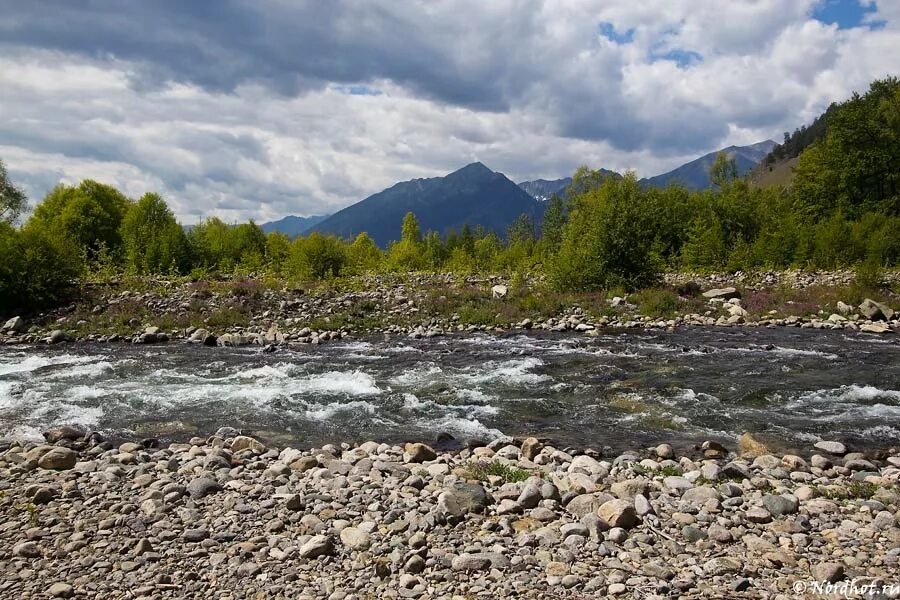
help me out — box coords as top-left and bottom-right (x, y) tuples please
(738, 432), (772, 457)
(37, 447), (77, 470)
(437, 482), (490, 520)
(231, 435), (265, 454)
(858, 298), (894, 321)
(597, 499), (639, 529)
(3, 316), (26, 333)
(702, 287), (741, 301)
(403, 442), (437, 463)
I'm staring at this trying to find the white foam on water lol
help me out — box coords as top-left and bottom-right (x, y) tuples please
(1, 424), (44, 442)
(424, 416), (502, 439)
(390, 364), (443, 385)
(0, 353), (99, 377)
(304, 400), (377, 420)
(455, 388), (498, 404)
(858, 425), (900, 440)
(45, 361), (115, 380)
(463, 357), (550, 385)
(403, 393), (428, 409)
(790, 384), (900, 407)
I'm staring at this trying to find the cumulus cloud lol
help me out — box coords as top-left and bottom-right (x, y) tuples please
(0, 0), (897, 222)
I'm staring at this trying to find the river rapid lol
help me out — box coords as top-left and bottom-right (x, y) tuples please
(1, 328), (899, 452)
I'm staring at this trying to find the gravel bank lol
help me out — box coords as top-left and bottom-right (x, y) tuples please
(1, 429), (898, 598)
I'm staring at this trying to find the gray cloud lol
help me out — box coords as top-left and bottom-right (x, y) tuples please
(0, 1), (897, 223)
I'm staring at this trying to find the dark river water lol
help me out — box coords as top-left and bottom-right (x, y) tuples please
(1, 328), (899, 452)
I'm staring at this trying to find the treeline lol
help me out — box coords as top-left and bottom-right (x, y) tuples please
(0, 77), (898, 313)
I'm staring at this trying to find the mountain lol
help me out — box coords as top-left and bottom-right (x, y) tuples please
(311, 162), (544, 246)
(260, 214), (328, 237)
(518, 168), (621, 201)
(641, 140), (777, 190)
(750, 109), (832, 188)
(518, 178), (572, 201)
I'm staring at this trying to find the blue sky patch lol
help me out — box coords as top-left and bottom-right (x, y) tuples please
(597, 21), (634, 44)
(334, 84), (383, 96)
(813, 0), (883, 29)
(651, 48), (703, 68)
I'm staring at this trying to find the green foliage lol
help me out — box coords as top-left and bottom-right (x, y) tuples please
(346, 232), (383, 274)
(28, 180), (131, 261)
(120, 193), (191, 275)
(0, 159), (27, 224)
(0, 222), (82, 312)
(551, 172), (661, 291)
(464, 460), (533, 483)
(794, 77), (900, 217)
(286, 232), (347, 280)
(630, 288), (682, 318)
(188, 217), (267, 273)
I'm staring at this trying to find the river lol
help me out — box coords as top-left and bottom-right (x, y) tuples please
(1, 328), (899, 452)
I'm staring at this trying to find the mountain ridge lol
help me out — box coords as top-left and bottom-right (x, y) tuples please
(310, 162), (543, 246)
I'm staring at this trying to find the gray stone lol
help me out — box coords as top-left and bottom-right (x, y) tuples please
(703, 287), (741, 300)
(813, 440), (847, 456)
(762, 494), (799, 517)
(37, 447), (77, 470)
(437, 482), (490, 520)
(186, 477), (222, 499)
(340, 527), (371, 550)
(859, 298), (894, 321)
(598, 499), (638, 529)
(298, 535), (334, 558)
(48, 583), (74, 598)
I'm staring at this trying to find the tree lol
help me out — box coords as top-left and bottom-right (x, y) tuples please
(550, 172), (661, 291)
(540, 196), (567, 254)
(0, 159), (27, 224)
(794, 77), (900, 217)
(286, 232), (347, 280)
(710, 152), (738, 189)
(0, 222), (81, 312)
(400, 212), (422, 244)
(507, 213), (535, 245)
(347, 232), (383, 273)
(28, 180), (131, 261)
(120, 193), (191, 274)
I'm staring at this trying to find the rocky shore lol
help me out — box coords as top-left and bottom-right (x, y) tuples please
(1, 270), (898, 347)
(1, 429), (898, 599)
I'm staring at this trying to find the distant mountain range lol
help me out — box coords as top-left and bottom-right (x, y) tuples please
(641, 140), (776, 190)
(261, 140), (777, 243)
(260, 214), (327, 237)
(310, 162), (542, 246)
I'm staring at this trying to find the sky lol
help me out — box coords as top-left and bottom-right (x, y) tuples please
(1, 0), (898, 224)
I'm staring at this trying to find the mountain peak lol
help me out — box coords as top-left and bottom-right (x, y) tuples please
(312, 162), (539, 246)
(452, 162), (494, 176)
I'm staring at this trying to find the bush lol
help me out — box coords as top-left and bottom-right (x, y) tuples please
(551, 172), (661, 291)
(0, 222), (82, 313)
(120, 193), (191, 275)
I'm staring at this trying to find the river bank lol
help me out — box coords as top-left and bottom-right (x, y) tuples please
(1, 429), (897, 599)
(2, 270), (899, 347)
